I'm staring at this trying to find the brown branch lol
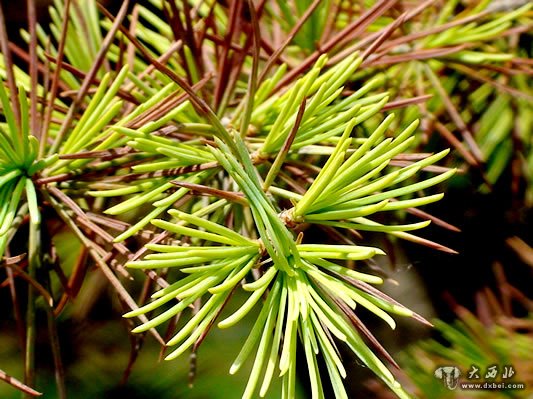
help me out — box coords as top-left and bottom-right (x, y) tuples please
(276, 0), (398, 90)
(381, 94), (433, 111)
(170, 181), (248, 205)
(0, 369), (41, 397)
(49, 0), (131, 155)
(2, 262), (53, 307)
(257, 0), (323, 83)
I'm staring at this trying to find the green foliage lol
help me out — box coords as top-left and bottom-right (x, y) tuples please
(0, 0), (531, 398)
(397, 278), (533, 398)
(98, 54), (454, 398)
(0, 82), (46, 255)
